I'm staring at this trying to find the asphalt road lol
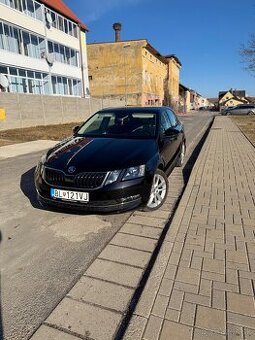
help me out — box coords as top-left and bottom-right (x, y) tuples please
(0, 111), (214, 340)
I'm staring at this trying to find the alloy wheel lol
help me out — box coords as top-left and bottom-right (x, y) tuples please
(146, 172), (167, 209)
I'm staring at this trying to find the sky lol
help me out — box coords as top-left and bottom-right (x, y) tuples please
(65, 0), (255, 98)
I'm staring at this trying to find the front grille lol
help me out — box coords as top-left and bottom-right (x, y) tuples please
(75, 172), (107, 189)
(44, 167), (107, 189)
(45, 168), (66, 186)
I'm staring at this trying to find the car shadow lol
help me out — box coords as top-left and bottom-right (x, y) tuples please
(20, 167), (42, 210)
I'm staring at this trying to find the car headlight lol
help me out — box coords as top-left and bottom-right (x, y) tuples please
(122, 165), (145, 181)
(40, 153), (47, 164)
(105, 170), (121, 185)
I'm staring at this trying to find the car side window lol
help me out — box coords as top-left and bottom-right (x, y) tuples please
(160, 112), (171, 134)
(166, 109), (178, 127)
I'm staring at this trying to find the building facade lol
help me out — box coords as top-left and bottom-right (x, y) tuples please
(218, 90), (249, 110)
(87, 36), (181, 107)
(0, 0), (89, 97)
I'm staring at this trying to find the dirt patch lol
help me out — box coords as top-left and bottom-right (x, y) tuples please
(0, 122), (82, 147)
(230, 116), (255, 147)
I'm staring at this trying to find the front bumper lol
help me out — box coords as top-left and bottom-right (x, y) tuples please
(35, 169), (152, 213)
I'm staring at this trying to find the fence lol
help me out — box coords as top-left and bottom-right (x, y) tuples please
(0, 93), (125, 130)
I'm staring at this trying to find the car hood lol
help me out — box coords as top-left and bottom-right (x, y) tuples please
(45, 136), (158, 172)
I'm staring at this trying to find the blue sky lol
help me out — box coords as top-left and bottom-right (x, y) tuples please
(66, 0), (255, 98)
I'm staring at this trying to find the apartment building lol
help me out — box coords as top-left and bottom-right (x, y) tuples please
(0, 0), (89, 97)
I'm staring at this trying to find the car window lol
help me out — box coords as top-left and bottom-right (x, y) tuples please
(76, 111), (157, 138)
(166, 109), (178, 127)
(160, 111), (171, 133)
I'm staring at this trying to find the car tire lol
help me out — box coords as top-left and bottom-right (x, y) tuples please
(176, 142), (186, 167)
(248, 111), (255, 115)
(145, 169), (169, 211)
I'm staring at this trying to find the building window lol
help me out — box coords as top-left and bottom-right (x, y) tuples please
(0, 0), (43, 21)
(47, 40), (79, 67)
(46, 9), (78, 38)
(0, 21), (46, 58)
(51, 75), (81, 96)
(89, 75), (92, 81)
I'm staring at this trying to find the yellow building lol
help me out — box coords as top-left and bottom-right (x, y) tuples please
(87, 35), (181, 107)
(219, 90), (248, 108)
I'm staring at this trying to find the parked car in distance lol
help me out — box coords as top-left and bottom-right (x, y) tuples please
(35, 106), (186, 212)
(222, 104), (255, 115)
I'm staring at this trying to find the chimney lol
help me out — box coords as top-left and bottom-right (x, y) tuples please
(113, 22), (122, 42)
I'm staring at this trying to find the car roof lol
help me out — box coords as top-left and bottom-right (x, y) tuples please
(98, 106), (166, 113)
(236, 103), (255, 107)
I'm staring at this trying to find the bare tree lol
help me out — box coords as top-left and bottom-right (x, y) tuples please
(240, 34), (255, 74)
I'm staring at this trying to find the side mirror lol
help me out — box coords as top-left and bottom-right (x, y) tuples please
(73, 125), (80, 134)
(164, 127), (178, 137)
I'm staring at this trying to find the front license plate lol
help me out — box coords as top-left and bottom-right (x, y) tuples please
(50, 188), (89, 202)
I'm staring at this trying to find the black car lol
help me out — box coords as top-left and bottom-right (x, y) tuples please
(35, 106), (185, 212)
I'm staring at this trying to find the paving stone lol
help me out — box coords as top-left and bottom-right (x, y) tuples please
(159, 320), (193, 340)
(227, 250), (248, 264)
(151, 294), (169, 318)
(176, 267), (200, 286)
(110, 233), (156, 252)
(165, 308), (179, 322)
(67, 276), (133, 312)
(196, 305), (226, 334)
(244, 327), (255, 339)
(227, 292), (255, 316)
(227, 323), (244, 340)
(185, 293), (211, 307)
(46, 298), (122, 340)
(128, 215), (166, 228)
(168, 289), (184, 310)
(85, 259), (143, 288)
(213, 281), (239, 293)
(133, 210), (171, 220)
(121, 223), (162, 239)
(225, 268), (239, 286)
(193, 328), (226, 340)
(203, 258), (225, 274)
(30, 325), (80, 340)
(158, 278), (174, 296)
(174, 281), (199, 294)
(212, 289), (226, 310)
(179, 301), (196, 326)
(164, 263), (178, 280)
(227, 312), (255, 329)
(199, 278), (212, 296)
(143, 315), (163, 340)
(99, 244), (151, 268)
(239, 278), (254, 296)
(123, 315), (147, 340)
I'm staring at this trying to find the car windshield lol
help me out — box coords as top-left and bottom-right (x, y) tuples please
(76, 111), (157, 138)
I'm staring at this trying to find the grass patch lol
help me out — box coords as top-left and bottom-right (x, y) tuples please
(230, 116), (255, 147)
(0, 122), (82, 147)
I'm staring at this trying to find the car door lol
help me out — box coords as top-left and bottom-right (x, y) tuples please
(165, 108), (183, 154)
(159, 110), (178, 169)
(233, 105), (246, 115)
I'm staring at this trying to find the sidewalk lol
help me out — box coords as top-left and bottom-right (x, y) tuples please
(0, 140), (58, 159)
(124, 116), (255, 340)
(28, 116), (255, 340)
